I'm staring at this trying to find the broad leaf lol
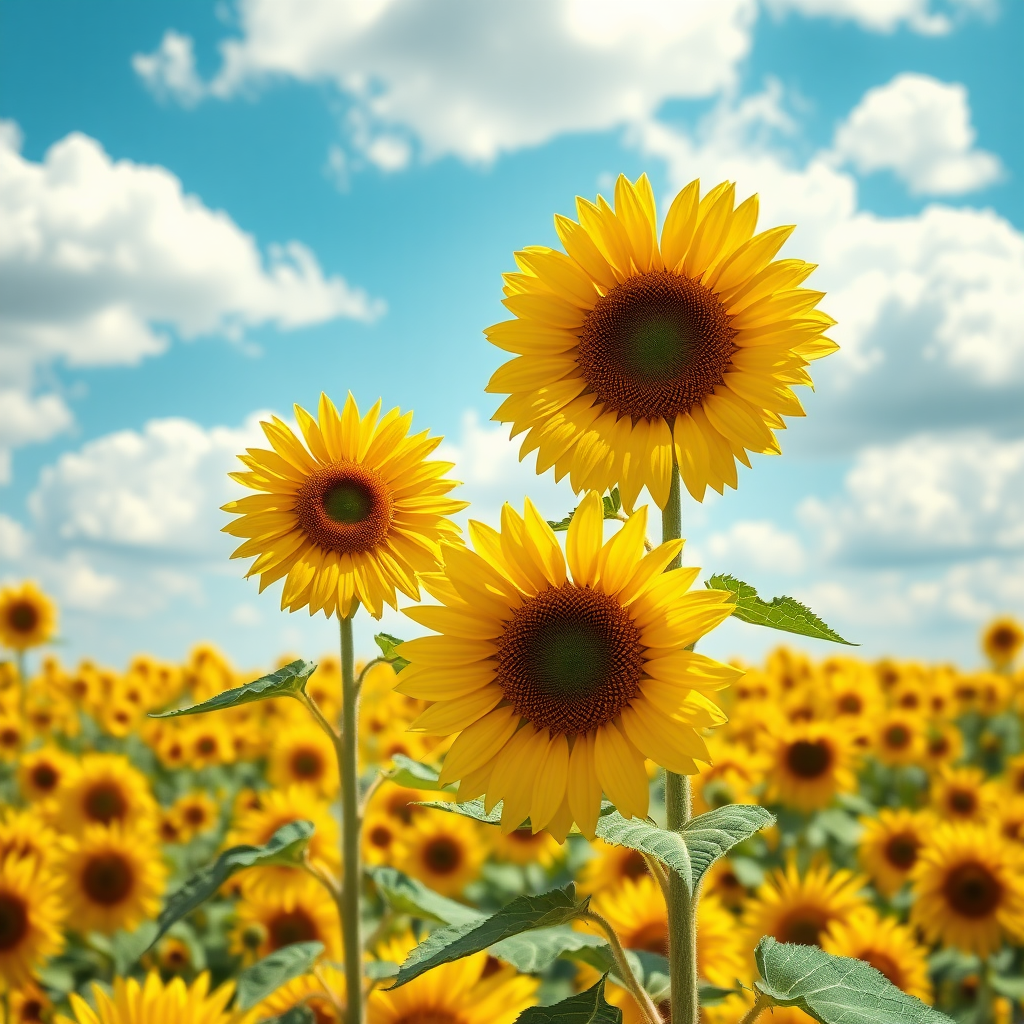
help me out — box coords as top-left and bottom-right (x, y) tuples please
(393, 885), (587, 987)
(368, 866), (484, 927)
(491, 927), (608, 973)
(149, 660), (316, 718)
(263, 1009), (316, 1024)
(366, 960), (400, 981)
(568, 946), (669, 1002)
(139, 821), (314, 953)
(705, 575), (856, 646)
(595, 805), (773, 894)
(235, 941), (324, 1010)
(384, 755), (449, 792)
(548, 488), (622, 532)
(516, 976), (622, 1024)
(415, 798), (503, 825)
(755, 937), (954, 1023)
(374, 633), (409, 672)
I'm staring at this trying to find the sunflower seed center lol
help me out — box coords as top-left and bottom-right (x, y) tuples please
(296, 463), (394, 554)
(268, 909), (319, 950)
(0, 893), (28, 950)
(944, 861), (1002, 918)
(785, 739), (832, 779)
(7, 601), (38, 633)
(83, 853), (135, 905)
(84, 782), (128, 825)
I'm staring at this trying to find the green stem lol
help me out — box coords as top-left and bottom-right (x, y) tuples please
(737, 993), (770, 1024)
(582, 911), (663, 1024)
(339, 612), (363, 1024)
(661, 464), (699, 1024)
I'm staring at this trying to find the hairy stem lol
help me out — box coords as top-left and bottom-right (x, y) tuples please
(582, 910), (663, 1024)
(662, 464), (699, 1024)
(737, 993), (770, 1024)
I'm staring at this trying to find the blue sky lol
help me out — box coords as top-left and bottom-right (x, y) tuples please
(1, 0), (1022, 673)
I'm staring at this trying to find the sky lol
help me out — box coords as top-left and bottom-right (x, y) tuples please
(1, 0), (1021, 674)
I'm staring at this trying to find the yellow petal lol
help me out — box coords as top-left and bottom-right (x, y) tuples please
(660, 179), (700, 273)
(598, 506), (648, 596)
(408, 684), (504, 735)
(404, 604), (505, 640)
(531, 732), (569, 832)
(566, 491), (604, 588)
(394, 662), (496, 701)
(594, 721), (649, 820)
(619, 699), (703, 775)
(567, 731), (602, 840)
(523, 498), (567, 587)
(438, 706), (520, 784)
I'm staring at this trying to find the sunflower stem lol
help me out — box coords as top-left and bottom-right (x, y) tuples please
(661, 463), (700, 1024)
(339, 611), (364, 1024)
(737, 993), (770, 1024)
(581, 910), (663, 1024)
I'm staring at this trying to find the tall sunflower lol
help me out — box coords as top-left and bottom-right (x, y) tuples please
(982, 616), (1023, 670)
(55, 972), (242, 1024)
(0, 854), (64, 990)
(223, 392), (466, 618)
(485, 174), (836, 507)
(910, 824), (1024, 957)
(400, 493), (739, 838)
(858, 808), (932, 898)
(0, 582), (57, 652)
(52, 753), (158, 836)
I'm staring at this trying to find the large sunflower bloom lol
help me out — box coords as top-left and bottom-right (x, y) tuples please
(0, 581), (57, 652)
(223, 393), (466, 618)
(0, 854), (64, 990)
(400, 493), (739, 838)
(486, 174), (836, 507)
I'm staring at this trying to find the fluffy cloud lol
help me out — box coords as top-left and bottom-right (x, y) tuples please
(135, 0), (757, 164)
(766, 0), (992, 35)
(833, 73), (1001, 194)
(0, 122), (381, 388)
(0, 389), (73, 483)
(801, 432), (1024, 563)
(703, 521), (807, 575)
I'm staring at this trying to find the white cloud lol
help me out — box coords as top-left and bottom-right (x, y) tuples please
(704, 521), (806, 574)
(800, 432), (1024, 562)
(833, 73), (1001, 194)
(0, 390), (73, 483)
(766, 0), (992, 35)
(0, 515), (29, 560)
(131, 30), (206, 107)
(29, 414), (268, 555)
(0, 122), (382, 388)
(135, 0), (757, 164)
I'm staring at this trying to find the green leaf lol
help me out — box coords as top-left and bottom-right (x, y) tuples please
(393, 885), (587, 987)
(374, 633), (409, 672)
(366, 960), (400, 981)
(383, 755), (449, 792)
(568, 943), (669, 1002)
(149, 660), (316, 718)
(491, 927), (608, 973)
(548, 489), (622, 532)
(368, 866), (485, 927)
(700, 981), (740, 1007)
(755, 937), (954, 1023)
(263, 1008), (316, 1024)
(235, 941), (324, 1010)
(137, 821), (314, 955)
(516, 976), (622, 1024)
(705, 574), (857, 646)
(414, 798), (503, 825)
(595, 804), (773, 894)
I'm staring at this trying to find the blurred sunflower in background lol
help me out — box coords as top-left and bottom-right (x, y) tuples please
(0, 854), (64, 989)
(55, 973), (240, 1024)
(53, 754), (158, 836)
(485, 173), (836, 507)
(222, 392), (466, 618)
(402, 493), (738, 837)
(858, 808), (932, 897)
(0, 582), (57, 654)
(983, 616), (1024, 671)
(395, 812), (486, 897)
(763, 719), (858, 811)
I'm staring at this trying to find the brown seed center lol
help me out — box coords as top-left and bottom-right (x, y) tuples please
(423, 837), (463, 875)
(82, 852), (135, 905)
(884, 725), (911, 750)
(944, 861), (1002, 918)
(785, 739), (833, 780)
(268, 909), (319, 950)
(295, 463), (393, 555)
(884, 833), (920, 870)
(0, 893), (28, 951)
(31, 764), (59, 792)
(496, 584), (644, 735)
(777, 909), (829, 946)
(83, 782), (128, 825)
(292, 749), (325, 779)
(576, 270), (735, 421)
(7, 601), (39, 634)
(860, 949), (903, 988)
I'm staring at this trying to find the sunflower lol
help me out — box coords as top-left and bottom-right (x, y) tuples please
(52, 753), (158, 836)
(704, 857), (752, 910)
(872, 710), (926, 767)
(182, 717), (235, 769)
(762, 719), (858, 812)
(9, 980), (52, 1022)
(269, 721), (339, 798)
(491, 827), (564, 869)
(362, 811), (404, 867)
(58, 824), (166, 936)
(222, 392), (466, 619)
(922, 722), (962, 773)
(225, 784), (340, 894)
(0, 854), (64, 989)
(486, 174), (836, 508)
(983, 616), (1024, 670)
(822, 908), (933, 1004)
(576, 839), (650, 895)
(394, 812), (486, 897)
(0, 809), (60, 872)
(0, 714), (24, 762)
(17, 745), (72, 804)
(231, 874), (341, 965)
(368, 932), (538, 1024)
(366, 782), (438, 827)
(0, 582), (57, 652)
(858, 808), (932, 898)
(401, 493), (738, 838)
(742, 860), (867, 948)
(692, 735), (766, 815)
(931, 765), (996, 823)
(995, 795), (1024, 847)
(910, 824), (1024, 957)
(251, 964), (345, 1024)
(55, 972), (242, 1024)
(172, 792), (220, 842)
(151, 935), (193, 974)
(1003, 754), (1024, 796)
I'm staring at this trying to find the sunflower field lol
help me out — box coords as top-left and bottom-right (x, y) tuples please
(2, 175), (1024, 1024)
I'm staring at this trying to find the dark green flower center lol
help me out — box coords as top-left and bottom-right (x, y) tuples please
(324, 481), (373, 524)
(296, 463), (394, 554)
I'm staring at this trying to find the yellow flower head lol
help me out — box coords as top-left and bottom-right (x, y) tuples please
(486, 174), (836, 508)
(0, 808), (61, 873)
(17, 745), (73, 804)
(858, 808), (933, 898)
(394, 811), (486, 898)
(53, 753), (158, 837)
(401, 494), (739, 838)
(0, 854), (64, 990)
(982, 616), (1024, 670)
(251, 964), (345, 1024)
(268, 720), (339, 798)
(172, 791), (220, 842)
(0, 582), (57, 652)
(576, 838), (651, 895)
(763, 718), (858, 812)
(223, 393), (466, 618)
(930, 764), (997, 824)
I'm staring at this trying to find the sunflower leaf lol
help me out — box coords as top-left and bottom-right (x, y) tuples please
(754, 938), (954, 1023)
(235, 941), (325, 1010)
(414, 797), (504, 824)
(393, 885), (588, 987)
(548, 488), (623, 532)
(705, 574), (857, 646)
(383, 755), (450, 791)
(367, 866), (485, 927)
(595, 805), (773, 894)
(262, 1009), (316, 1024)
(135, 820), (315, 957)
(374, 633), (410, 671)
(491, 927), (608, 973)
(516, 976), (622, 1024)
(366, 960), (400, 980)
(148, 660), (316, 718)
